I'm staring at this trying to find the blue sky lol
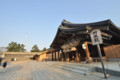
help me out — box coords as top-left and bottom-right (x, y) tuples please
(0, 0), (120, 51)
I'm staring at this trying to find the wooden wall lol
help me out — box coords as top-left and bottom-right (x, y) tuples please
(37, 52), (53, 61)
(38, 53), (47, 61)
(104, 45), (120, 58)
(46, 53), (52, 61)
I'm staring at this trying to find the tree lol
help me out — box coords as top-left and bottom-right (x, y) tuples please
(6, 41), (26, 52)
(42, 47), (46, 51)
(20, 44), (26, 52)
(31, 45), (40, 52)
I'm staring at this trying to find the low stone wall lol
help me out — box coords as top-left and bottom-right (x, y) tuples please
(2, 52), (42, 62)
(96, 67), (120, 77)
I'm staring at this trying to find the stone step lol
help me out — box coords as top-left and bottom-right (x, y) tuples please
(44, 62), (96, 75)
(54, 63), (88, 71)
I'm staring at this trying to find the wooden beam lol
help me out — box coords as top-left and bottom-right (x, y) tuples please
(86, 26), (109, 31)
(101, 32), (112, 38)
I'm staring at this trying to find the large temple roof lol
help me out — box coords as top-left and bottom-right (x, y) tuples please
(50, 19), (120, 48)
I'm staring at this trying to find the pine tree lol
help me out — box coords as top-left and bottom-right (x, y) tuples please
(6, 42), (26, 52)
(31, 45), (40, 52)
(43, 47), (46, 51)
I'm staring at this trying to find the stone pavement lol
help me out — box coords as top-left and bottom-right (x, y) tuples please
(0, 61), (119, 80)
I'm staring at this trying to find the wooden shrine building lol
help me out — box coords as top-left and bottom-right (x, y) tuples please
(40, 19), (120, 62)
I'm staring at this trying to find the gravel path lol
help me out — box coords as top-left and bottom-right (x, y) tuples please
(0, 61), (119, 80)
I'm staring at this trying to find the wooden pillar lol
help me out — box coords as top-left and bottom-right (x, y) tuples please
(61, 50), (64, 62)
(55, 51), (56, 61)
(53, 52), (55, 61)
(85, 42), (93, 63)
(76, 50), (80, 63)
(72, 52), (75, 61)
(64, 52), (66, 62)
(79, 53), (81, 62)
(46, 53), (48, 61)
(52, 52), (53, 61)
(58, 51), (60, 61)
(66, 53), (70, 62)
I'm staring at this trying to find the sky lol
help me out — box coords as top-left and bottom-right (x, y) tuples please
(0, 0), (120, 51)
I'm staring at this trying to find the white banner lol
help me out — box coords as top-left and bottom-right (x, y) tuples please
(90, 29), (103, 45)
